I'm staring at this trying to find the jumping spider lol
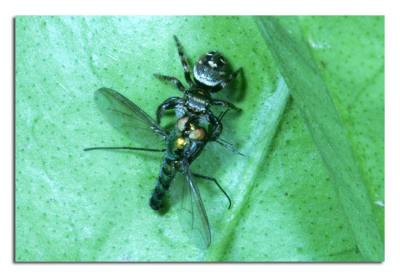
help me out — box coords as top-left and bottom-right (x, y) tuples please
(154, 35), (243, 142)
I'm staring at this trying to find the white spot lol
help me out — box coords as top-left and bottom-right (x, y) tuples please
(208, 60), (217, 68)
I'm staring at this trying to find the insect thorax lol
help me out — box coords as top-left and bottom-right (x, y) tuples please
(166, 116), (209, 160)
(184, 88), (211, 113)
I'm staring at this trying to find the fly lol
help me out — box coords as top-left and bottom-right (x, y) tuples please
(85, 88), (236, 247)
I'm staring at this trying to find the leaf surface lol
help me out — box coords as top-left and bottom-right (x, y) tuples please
(15, 16), (383, 261)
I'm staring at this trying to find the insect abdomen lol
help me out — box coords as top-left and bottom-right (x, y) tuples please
(149, 159), (176, 210)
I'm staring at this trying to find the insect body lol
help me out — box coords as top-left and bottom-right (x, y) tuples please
(85, 88), (232, 247)
(150, 115), (215, 210)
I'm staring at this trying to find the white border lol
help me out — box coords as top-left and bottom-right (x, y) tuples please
(2, 0), (399, 277)
(0, 0), (389, 15)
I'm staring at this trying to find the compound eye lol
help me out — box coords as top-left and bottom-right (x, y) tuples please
(177, 116), (189, 131)
(189, 127), (206, 140)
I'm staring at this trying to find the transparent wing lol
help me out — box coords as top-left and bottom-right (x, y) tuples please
(170, 163), (211, 249)
(185, 168), (212, 248)
(94, 87), (167, 148)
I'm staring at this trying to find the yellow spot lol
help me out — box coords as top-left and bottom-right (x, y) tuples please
(176, 137), (186, 149)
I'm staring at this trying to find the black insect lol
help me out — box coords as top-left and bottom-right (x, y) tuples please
(154, 36), (242, 147)
(85, 88), (235, 247)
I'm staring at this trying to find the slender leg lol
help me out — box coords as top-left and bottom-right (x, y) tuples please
(208, 112), (223, 141)
(215, 138), (245, 156)
(156, 96), (184, 124)
(192, 172), (232, 209)
(84, 146), (165, 152)
(173, 35), (193, 85)
(154, 73), (186, 92)
(211, 67), (243, 92)
(211, 99), (241, 112)
(218, 108), (230, 121)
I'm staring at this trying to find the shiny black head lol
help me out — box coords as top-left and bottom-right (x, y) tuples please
(193, 51), (231, 92)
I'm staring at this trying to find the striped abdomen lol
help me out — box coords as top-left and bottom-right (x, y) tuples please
(149, 158), (176, 210)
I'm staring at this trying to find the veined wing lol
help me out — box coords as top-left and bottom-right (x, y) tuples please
(174, 161), (211, 248)
(94, 87), (167, 148)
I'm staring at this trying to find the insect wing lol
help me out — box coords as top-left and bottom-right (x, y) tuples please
(170, 165), (211, 248)
(94, 87), (167, 148)
(185, 169), (212, 248)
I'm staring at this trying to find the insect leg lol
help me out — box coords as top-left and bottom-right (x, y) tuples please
(153, 73), (186, 92)
(173, 35), (194, 85)
(215, 139), (245, 156)
(192, 173), (232, 209)
(207, 113), (223, 141)
(84, 146), (165, 152)
(217, 108), (231, 122)
(211, 99), (241, 112)
(156, 96), (185, 124)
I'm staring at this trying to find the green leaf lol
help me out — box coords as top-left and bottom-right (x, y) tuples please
(254, 16), (383, 261)
(15, 16), (383, 261)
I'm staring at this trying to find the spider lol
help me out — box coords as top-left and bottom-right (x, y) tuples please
(154, 35), (243, 142)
